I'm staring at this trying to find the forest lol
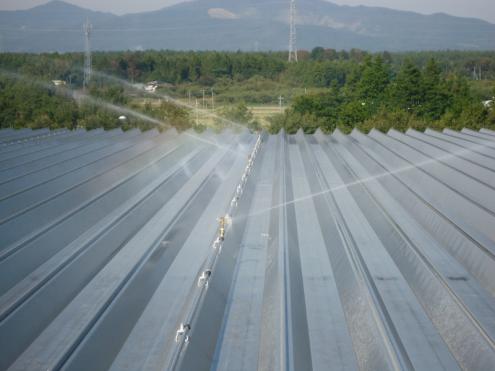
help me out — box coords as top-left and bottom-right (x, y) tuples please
(0, 49), (494, 133)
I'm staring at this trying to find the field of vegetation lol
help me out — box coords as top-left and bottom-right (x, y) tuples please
(0, 49), (494, 133)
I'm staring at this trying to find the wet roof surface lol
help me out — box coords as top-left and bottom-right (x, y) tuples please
(1, 127), (495, 371)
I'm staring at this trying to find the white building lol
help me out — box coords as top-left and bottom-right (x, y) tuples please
(145, 81), (159, 92)
(482, 99), (494, 109)
(52, 80), (66, 86)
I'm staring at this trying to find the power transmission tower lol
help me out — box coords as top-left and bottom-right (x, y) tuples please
(288, 0), (298, 63)
(83, 19), (92, 89)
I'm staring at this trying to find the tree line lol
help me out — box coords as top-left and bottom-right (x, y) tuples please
(1, 49), (494, 86)
(0, 49), (493, 132)
(270, 56), (495, 134)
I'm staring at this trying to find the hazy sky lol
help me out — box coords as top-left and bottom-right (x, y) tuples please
(1, 0), (494, 23)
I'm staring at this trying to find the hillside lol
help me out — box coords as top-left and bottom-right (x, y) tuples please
(0, 0), (494, 52)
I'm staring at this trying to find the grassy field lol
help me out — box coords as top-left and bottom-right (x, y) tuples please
(249, 105), (285, 127)
(132, 96), (285, 129)
(132, 78), (495, 132)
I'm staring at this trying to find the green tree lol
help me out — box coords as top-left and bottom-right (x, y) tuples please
(338, 101), (370, 133)
(292, 91), (342, 124)
(388, 59), (424, 113)
(357, 55), (391, 103)
(420, 59), (450, 120)
(310, 47), (325, 61)
(221, 102), (260, 131)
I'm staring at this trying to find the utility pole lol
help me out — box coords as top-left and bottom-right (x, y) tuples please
(211, 88), (215, 111)
(195, 99), (199, 125)
(278, 95), (284, 112)
(473, 65), (483, 80)
(202, 89), (206, 109)
(288, 0), (298, 62)
(83, 19), (92, 90)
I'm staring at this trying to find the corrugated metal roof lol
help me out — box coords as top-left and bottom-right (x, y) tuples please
(1, 127), (495, 371)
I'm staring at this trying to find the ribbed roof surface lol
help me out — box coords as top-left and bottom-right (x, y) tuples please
(1, 127), (495, 371)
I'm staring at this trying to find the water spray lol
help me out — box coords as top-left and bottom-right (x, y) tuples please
(89, 70), (250, 131)
(246, 135), (494, 218)
(169, 133), (262, 370)
(0, 69), (251, 155)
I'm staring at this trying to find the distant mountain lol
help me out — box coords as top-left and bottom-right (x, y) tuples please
(1, 0), (494, 52)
